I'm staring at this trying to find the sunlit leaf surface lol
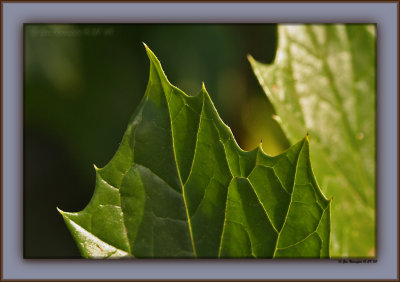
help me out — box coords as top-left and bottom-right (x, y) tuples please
(250, 25), (375, 258)
(59, 45), (330, 258)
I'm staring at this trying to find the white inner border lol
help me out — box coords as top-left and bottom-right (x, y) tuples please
(2, 2), (398, 280)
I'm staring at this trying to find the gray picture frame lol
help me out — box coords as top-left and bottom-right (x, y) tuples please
(2, 1), (398, 280)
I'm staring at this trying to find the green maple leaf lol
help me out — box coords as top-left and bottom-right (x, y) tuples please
(58, 45), (331, 258)
(249, 24), (375, 258)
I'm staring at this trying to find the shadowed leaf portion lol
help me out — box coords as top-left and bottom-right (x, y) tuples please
(59, 45), (330, 258)
(250, 24), (375, 257)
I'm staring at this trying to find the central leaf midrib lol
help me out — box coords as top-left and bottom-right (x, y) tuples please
(183, 92), (205, 186)
(162, 84), (198, 258)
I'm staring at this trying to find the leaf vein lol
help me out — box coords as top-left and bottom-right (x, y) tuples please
(246, 178), (279, 233)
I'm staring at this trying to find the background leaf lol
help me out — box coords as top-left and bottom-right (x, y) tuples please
(59, 46), (331, 258)
(250, 24), (375, 258)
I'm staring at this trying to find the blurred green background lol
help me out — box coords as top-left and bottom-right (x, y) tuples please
(24, 24), (289, 258)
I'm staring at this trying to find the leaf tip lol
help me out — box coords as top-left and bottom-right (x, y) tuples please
(305, 132), (310, 143)
(201, 81), (207, 91)
(142, 43), (171, 86)
(93, 164), (99, 171)
(56, 207), (65, 215)
(258, 141), (266, 154)
(247, 53), (255, 64)
(143, 42), (158, 62)
(272, 114), (282, 124)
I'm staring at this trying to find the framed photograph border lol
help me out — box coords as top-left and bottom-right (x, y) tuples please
(2, 1), (398, 280)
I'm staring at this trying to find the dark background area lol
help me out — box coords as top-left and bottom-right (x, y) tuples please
(23, 24), (288, 258)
